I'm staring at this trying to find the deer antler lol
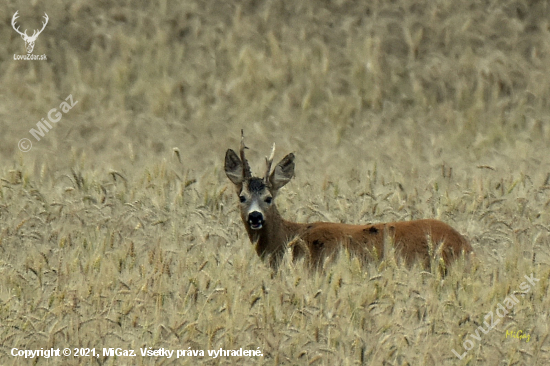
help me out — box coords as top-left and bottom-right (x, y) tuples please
(11, 11), (26, 37)
(11, 11), (48, 40)
(264, 143), (276, 182)
(240, 129), (252, 178)
(32, 13), (49, 39)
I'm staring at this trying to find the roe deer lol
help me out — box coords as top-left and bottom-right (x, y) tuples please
(224, 132), (473, 270)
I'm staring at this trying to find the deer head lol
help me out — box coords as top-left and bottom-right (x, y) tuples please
(12, 11), (49, 54)
(224, 131), (295, 232)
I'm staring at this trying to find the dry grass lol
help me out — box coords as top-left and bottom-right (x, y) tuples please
(1, 0), (550, 364)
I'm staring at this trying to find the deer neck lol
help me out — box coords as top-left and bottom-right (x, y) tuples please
(244, 204), (302, 267)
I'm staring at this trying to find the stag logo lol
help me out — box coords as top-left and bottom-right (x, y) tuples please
(12, 11), (48, 54)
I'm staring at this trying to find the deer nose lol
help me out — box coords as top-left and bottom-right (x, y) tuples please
(248, 211), (264, 230)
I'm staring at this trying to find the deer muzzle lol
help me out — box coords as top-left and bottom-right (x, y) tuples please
(248, 211), (264, 230)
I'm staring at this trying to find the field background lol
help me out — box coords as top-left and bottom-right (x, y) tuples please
(1, 0), (550, 365)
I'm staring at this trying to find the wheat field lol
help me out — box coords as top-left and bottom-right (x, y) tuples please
(1, 0), (550, 365)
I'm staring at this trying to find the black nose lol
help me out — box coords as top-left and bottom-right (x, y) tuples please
(248, 211), (264, 229)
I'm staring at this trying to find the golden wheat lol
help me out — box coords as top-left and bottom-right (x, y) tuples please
(1, 0), (549, 365)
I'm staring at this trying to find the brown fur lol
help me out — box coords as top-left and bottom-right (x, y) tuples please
(270, 216), (471, 269)
(225, 135), (473, 270)
(241, 199), (472, 269)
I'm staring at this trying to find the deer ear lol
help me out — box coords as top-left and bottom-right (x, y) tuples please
(269, 153), (295, 191)
(224, 149), (244, 185)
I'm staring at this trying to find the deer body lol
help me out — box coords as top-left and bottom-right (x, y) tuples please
(225, 132), (473, 270)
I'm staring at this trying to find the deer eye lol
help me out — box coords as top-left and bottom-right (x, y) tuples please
(239, 195), (246, 203)
(264, 197), (272, 204)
